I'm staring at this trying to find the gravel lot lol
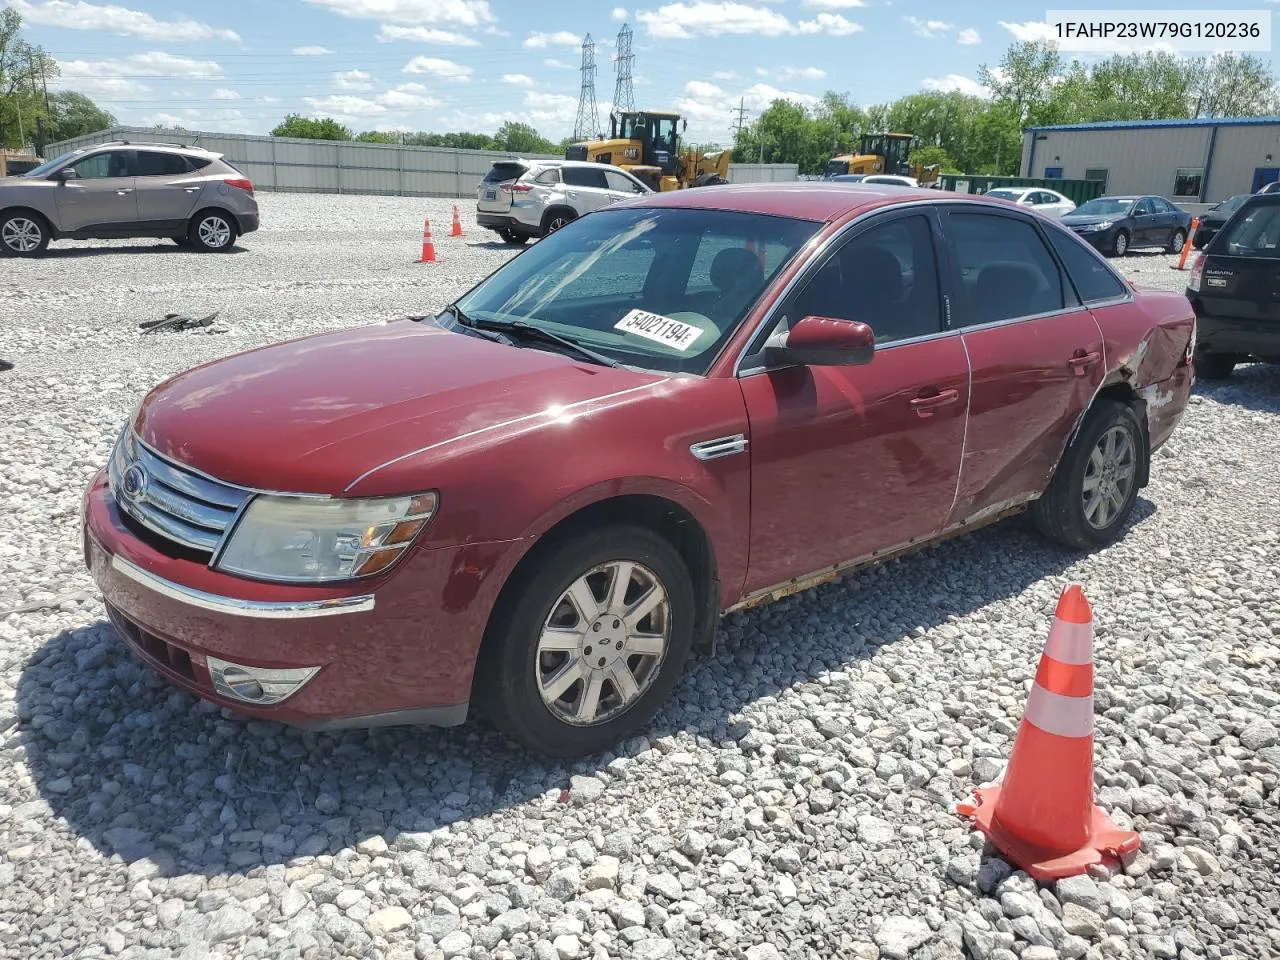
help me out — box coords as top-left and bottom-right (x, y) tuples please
(1, 195), (1278, 960)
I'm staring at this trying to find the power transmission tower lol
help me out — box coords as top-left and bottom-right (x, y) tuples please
(612, 23), (635, 116)
(731, 97), (749, 139)
(573, 34), (602, 141)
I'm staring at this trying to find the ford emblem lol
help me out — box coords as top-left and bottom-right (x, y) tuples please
(121, 464), (149, 502)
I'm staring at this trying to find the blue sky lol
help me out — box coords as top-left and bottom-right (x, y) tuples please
(7, 0), (1278, 145)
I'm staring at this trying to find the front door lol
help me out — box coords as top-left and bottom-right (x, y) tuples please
(132, 150), (206, 229)
(562, 166), (613, 214)
(739, 209), (970, 593)
(1131, 198), (1157, 246)
(53, 150), (137, 233)
(938, 207), (1106, 521)
(1252, 167), (1279, 193)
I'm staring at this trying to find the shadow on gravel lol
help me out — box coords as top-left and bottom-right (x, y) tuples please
(16, 502), (1156, 877)
(33, 244), (248, 259)
(1192, 363), (1280, 415)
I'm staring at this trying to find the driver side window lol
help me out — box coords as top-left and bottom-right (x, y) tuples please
(71, 152), (126, 179)
(788, 214), (943, 345)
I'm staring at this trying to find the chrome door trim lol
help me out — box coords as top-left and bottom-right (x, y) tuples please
(690, 434), (748, 461)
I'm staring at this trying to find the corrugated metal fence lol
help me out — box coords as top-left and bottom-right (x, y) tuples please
(728, 163), (799, 183)
(45, 126), (559, 198)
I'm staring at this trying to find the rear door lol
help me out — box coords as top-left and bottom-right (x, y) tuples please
(132, 150), (206, 229)
(939, 206), (1107, 521)
(1198, 200), (1280, 328)
(562, 166), (613, 213)
(53, 150), (138, 233)
(1151, 197), (1181, 244)
(477, 161), (529, 214)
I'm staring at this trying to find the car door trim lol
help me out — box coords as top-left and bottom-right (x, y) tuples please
(690, 435), (748, 461)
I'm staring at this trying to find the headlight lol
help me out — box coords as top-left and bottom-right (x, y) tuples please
(1081, 220), (1112, 232)
(216, 492), (438, 583)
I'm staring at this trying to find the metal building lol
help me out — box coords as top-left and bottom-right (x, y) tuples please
(1020, 116), (1280, 209)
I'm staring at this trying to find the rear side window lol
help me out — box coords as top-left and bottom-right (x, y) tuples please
(563, 166), (609, 189)
(533, 168), (560, 185)
(1220, 203), (1280, 258)
(946, 212), (1066, 325)
(484, 162), (528, 183)
(188, 156), (213, 170)
(1046, 228), (1128, 303)
(132, 151), (191, 176)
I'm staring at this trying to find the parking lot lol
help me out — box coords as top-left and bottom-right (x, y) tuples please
(1, 193), (1278, 960)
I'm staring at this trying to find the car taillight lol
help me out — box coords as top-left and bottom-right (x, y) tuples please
(225, 177), (254, 194)
(1188, 255), (1204, 292)
(503, 182), (533, 193)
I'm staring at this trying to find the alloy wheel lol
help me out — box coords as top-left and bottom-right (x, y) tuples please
(1171, 231), (1185, 253)
(198, 217), (231, 249)
(1082, 425), (1136, 530)
(535, 560), (670, 726)
(2, 217), (43, 253)
(1114, 232), (1128, 256)
(548, 217), (569, 232)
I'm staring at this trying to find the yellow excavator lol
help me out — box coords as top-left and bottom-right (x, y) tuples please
(823, 132), (940, 185)
(566, 110), (730, 192)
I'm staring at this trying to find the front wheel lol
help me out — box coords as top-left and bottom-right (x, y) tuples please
(1109, 230), (1130, 257)
(1167, 229), (1186, 254)
(0, 212), (50, 257)
(541, 211), (576, 236)
(1031, 400), (1144, 549)
(188, 212), (237, 252)
(476, 526), (695, 758)
(499, 229), (528, 246)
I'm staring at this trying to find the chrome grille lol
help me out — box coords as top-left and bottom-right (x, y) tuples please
(108, 430), (252, 555)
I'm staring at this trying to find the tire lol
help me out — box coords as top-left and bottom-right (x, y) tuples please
(1167, 229), (1186, 254)
(188, 211), (237, 252)
(1109, 230), (1129, 257)
(1031, 399), (1144, 550)
(541, 210), (576, 237)
(0, 211), (50, 257)
(499, 229), (528, 246)
(1195, 352), (1236, 380)
(476, 525), (696, 758)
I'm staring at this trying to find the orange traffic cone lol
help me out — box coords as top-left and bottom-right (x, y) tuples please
(1172, 217), (1199, 270)
(957, 584), (1140, 881)
(418, 219), (436, 263)
(450, 205), (464, 238)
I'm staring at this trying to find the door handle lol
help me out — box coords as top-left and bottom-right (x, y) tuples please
(184, 187), (201, 193)
(910, 388), (960, 417)
(116, 189), (133, 195)
(1068, 351), (1101, 375)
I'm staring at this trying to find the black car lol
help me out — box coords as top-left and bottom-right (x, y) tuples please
(1186, 193), (1280, 379)
(1192, 194), (1249, 250)
(1061, 195), (1192, 257)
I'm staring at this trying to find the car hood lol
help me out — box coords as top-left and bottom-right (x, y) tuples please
(1061, 214), (1119, 227)
(134, 319), (667, 495)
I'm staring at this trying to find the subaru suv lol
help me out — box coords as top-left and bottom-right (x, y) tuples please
(0, 140), (259, 257)
(476, 158), (650, 244)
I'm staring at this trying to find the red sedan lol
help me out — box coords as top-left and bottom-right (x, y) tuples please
(82, 183), (1195, 757)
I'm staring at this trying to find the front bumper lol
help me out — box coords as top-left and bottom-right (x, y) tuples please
(1070, 228), (1113, 251)
(81, 468), (508, 729)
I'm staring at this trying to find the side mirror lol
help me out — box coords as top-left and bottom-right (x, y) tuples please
(53, 167), (78, 181)
(761, 315), (876, 367)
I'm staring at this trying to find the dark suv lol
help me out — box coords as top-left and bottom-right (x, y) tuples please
(1187, 193), (1280, 379)
(0, 140), (259, 256)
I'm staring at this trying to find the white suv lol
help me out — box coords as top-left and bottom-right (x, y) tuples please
(476, 159), (651, 245)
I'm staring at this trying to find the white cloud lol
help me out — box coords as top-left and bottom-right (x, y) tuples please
(503, 73), (535, 86)
(776, 66), (826, 80)
(211, 87), (240, 100)
(374, 83), (441, 108)
(800, 0), (865, 6)
(957, 27), (980, 46)
(259, 95), (281, 103)
(403, 56), (473, 81)
(522, 91), (580, 129)
(8, 0), (240, 42)
(304, 94), (388, 116)
(293, 45), (334, 55)
(543, 58), (574, 69)
(796, 13), (863, 36)
(303, 0), (495, 27)
(637, 2), (794, 38)
(905, 16), (952, 38)
(142, 112), (186, 127)
(998, 20), (1055, 43)
(922, 74), (987, 96)
(376, 25), (480, 44)
(613, 6), (629, 19)
(524, 30), (581, 48)
(334, 68), (376, 90)
(55, 52), (223, 86)
(674, 78), (819, 142)
(712, 69), (741, 81)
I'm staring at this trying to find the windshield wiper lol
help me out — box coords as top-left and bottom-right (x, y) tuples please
(436, 303), (515, 346)
(466, 316), (621, 369)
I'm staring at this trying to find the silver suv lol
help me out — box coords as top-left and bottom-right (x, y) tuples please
(476, 158), (650, 244)
(0, 140), (260, 257)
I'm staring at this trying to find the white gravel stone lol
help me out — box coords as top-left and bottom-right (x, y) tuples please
(875, 915), (933, 959)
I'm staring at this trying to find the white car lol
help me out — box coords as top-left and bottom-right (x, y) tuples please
(985, 186), (1077, 219)
(476, 158), (651, 245)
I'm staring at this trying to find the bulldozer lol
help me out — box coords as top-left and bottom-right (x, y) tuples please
(566, 110), (730, 192)
(823, 132), (940, 185)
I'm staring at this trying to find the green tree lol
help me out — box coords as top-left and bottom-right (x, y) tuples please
(1187, 53), (1279, 118)
(0, 8), (59, 148)
(909, 144), (958, 174)
(355, 130), (398, 143)
(493, 120), (555, 154)
(979, 41), (1065, 127)
(271, 114), (352, 140)
(46, 91), (115, 141)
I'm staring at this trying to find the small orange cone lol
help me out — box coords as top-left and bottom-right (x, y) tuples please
(418, 219), (437, 263)
(450, 205), (464, 238)
(957, 584), (1140, 881)
(1172, 217), (1199, 270)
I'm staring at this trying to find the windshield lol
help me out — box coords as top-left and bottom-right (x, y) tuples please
(20, 150), (81, 178)
(986, 189), (1025, 201)
(1212, 195), (1247, 215)
(824, 160), (849, 177)
(453, 207), (820, 374)
(1074, 198), (1136, 217)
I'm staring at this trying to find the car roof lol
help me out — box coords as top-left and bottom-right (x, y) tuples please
(622, 181), (962, 221)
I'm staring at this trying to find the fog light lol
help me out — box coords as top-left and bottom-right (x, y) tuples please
(207, 656), (320, 706)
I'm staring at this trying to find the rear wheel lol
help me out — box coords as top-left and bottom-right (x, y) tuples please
(1167, 229), (1186, 254)
(1109, 230), (1130, 257)
(1031, 400), (1144, 549)
(0, 212), (49, 257)
(1195, 352), (1236, 380)
(188, 211), (237, 252)
(476, 526), (695, 758)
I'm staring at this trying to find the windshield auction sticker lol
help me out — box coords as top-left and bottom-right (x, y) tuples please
(614, 309), (705, 352)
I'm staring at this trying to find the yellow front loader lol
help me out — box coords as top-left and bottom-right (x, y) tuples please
(823, 132), (940, 185)
(566, 110), (729, 192)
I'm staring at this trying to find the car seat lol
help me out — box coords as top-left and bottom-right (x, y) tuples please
(973, 261), (1051, 324)
(709, 247), (765, 326)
